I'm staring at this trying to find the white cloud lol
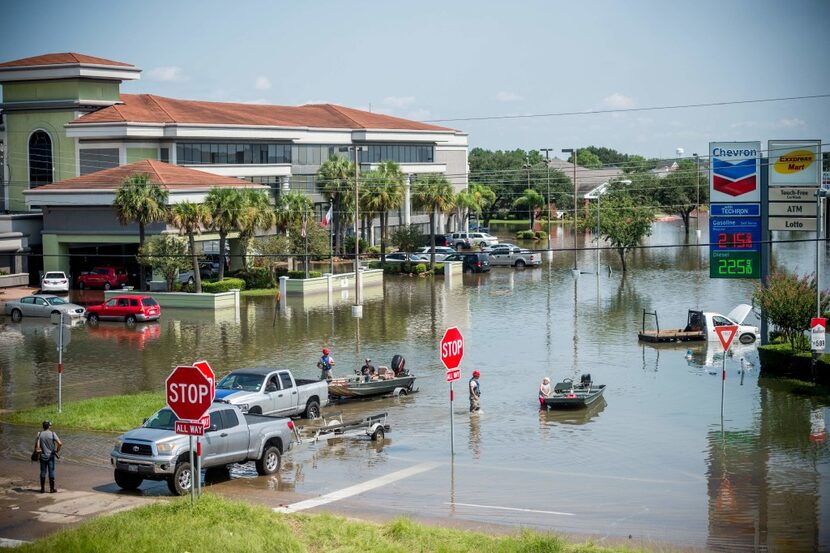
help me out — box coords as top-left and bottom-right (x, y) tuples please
(146, 66), (188, 82)
(602, 93), (635, 109)
(255, 76), (272, 91)
(496, 91), (523, 102)
(406, 108), (431, 121)
(382, 96), (415, 109)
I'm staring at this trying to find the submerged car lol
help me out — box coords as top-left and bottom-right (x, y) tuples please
(443, 252), (491, 273)
(86, 295), (161, 324)
(416, 246), (457, 262)
(5, 295), (85, 322)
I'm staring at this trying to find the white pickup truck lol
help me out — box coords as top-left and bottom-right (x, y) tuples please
(214, 367), (328, 419)
(487, 243), (542, 267)
(639, 304), (759, 344)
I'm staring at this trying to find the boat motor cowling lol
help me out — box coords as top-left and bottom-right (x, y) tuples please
(391, 354), (406, 376)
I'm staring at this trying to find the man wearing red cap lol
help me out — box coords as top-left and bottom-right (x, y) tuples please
(317, 348), (335, 381)
(469, 370), (481, 413)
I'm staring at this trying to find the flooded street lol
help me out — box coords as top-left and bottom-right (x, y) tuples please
(1, 218), (829, 551)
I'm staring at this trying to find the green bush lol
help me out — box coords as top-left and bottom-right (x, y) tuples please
(516, 230), (536, 240)
(287, 270), (322, 279)
(383, 264), (401, 274)
(534, 230), (547, 240)
(366, 245), (381, 254)
(201, 277), (246, 293)
(229, 267), (275, 290)
(434, 263), (445, 273)
(415, 263), (427, 274)
(367, 260), (382, 269)
(343, 236), (369, 254)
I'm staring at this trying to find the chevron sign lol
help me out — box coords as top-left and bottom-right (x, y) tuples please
(710, 142), (761, 203)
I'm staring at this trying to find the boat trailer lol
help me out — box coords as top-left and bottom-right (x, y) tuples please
(296, 412), (390, 444)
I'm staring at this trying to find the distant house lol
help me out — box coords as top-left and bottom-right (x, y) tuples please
(651, 160), (679, 179)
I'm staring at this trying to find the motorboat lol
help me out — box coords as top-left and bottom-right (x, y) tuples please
(328, 355), (416, 399)
(542, 374), (605, 410)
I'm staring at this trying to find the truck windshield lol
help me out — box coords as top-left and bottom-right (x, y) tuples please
(217, 373), (265, 392)
(144, 408), (178, 430)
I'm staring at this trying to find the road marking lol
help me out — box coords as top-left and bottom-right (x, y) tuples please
(275, 462), (438, 513)
(446, 502), (574, 517)
(0, 537), (29, 548)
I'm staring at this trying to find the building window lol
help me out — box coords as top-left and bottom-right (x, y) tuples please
(29, 131), (53, 187)
(79, 148), (119, 176)
(160, 148), (170, 163)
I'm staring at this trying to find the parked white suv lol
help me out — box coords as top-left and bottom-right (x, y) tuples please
(448, 232), (499, 249)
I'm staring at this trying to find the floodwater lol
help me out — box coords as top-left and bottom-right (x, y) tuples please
(1, 217), (829, 552)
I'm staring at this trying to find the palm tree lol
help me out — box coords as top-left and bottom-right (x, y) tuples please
(317, 156), (354, 255)
(412, 174), (456, 269)
(363, 161), (404, 266)
(513, 188), (545, 230)
(169, 202), (211, 293)
(113, 173), (169, 290)
(238, 190), (277, 270)
(275, 191), (313, 233)
(205, 188), (244, 280)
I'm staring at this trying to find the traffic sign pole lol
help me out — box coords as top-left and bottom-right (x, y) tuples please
(189, 435), (195, 506)
(58, 312), (63, 414)
(714, 325), (738, 418)
(449, 381), (454, 456)
(440, 327), (464, 458)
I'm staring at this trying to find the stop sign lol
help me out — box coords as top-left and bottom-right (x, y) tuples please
(166, 365), (212, 421)
(193, 360), (216, 401)
(440, 327), (464, 370)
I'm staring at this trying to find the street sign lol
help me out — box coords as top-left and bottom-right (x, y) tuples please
(768, 217), (817, 231)
(440, 327), (464, 370)
(165, 365), (213, 422)
(811, 317), (826, 352)
(714, 325), (739, 351)
(446, 369), (461, 382)
(193, 360), (216, 403)
(175, 420), (205, 436)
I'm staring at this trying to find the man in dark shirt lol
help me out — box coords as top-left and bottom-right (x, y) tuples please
(35, 420), (62, 493)
(360, 359), (374, 382)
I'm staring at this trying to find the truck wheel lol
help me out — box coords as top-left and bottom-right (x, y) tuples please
(255, 445), (281, 476)
(125, 314), (137, 325)
(248, 406), (262, 415)
(114, 469), (143, 490)
(167, 462), (192, 496)
(371, 427), (385, 442)
(10, 309), (22, 322)
(303, 399), (320, 419)
(104, 282), (111, 291)
(739, 333), (756, 344)
(515, 260), (526, 268)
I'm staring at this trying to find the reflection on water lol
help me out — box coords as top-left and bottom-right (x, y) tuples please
(1, 219), (829, 549)
(540, 397), (607, 427)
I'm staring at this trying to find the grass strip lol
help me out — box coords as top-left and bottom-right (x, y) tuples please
(1, 392), (165, 433)
(14, 493), (654, 553)
(240, 288), (280, 297)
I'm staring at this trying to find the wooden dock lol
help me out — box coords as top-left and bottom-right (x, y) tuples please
(638, 329), (704, 343)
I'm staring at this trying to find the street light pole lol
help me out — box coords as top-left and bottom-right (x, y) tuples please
(353, 146), (363, 318)
(540, 148), (554, 261)
(693, 153), (701, 239)
(562, 148), (578, 275)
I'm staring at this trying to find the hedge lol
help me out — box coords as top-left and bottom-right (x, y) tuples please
(516, 230), (536, 240)
(287, 270), (322, 279)
(201, 277), (246, 293)
(229, 267), (275, 290)
(758, 342), (830, 384)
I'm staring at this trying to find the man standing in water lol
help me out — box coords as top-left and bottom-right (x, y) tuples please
(317, 347), (335, 381)
(469, 369), (481, 413)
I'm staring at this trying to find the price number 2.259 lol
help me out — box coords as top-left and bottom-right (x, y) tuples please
(718, 258), (752, 275)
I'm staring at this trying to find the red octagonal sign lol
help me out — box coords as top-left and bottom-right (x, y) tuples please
(440, 327), (464, 370)
(166, 365), (212, 422)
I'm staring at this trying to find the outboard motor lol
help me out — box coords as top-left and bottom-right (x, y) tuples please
(391, 354), (406, 376)
(580, 373), (592, 388)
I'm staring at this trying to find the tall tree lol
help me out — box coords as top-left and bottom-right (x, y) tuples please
(137, 235), (190, 292)
(512, 188), (545, 230)
(587, 189), (655, 271)
(363, 161), (404, 265)
(412, 174), (456, 269)
(169, 202), (211, 293)
(566, 149), (602, 169)
(238, 189), (277, 270)
(205, 188), (244, 280)
(655, 159), (708, 235)
(275, 191), (313, 233)
(455, 182), (496, 228)
(317, 156), (354, 255)
(113, 173), (169, 290)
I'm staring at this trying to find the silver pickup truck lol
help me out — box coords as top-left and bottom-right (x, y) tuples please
(110, 403), (295, 495)
(487, 243), (542, 267)
(214, 367), (328, 419)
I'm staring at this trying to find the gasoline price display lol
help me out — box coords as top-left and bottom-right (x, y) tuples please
(716, 232), (754, 249)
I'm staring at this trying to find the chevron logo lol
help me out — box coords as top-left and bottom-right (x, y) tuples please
(713, 158), (757, 197)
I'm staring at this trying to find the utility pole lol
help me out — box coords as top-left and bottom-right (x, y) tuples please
(540, 148), (554, 261)
(353, 146), (363, 318)
(562, 148), (579, 275)
(693, 153), (701, 239)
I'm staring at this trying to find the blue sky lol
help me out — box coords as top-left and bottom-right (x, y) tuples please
(2, 0), (828, 158)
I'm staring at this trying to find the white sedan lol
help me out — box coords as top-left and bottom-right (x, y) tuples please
(416, 246), (457, 261)
(41, 271), (70, 293)
(384, 252), (429, 263)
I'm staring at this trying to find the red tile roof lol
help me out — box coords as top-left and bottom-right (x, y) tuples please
(69, 94), (453, 131)
(0, 53), (134, 68)
(31, 160), (264, 191)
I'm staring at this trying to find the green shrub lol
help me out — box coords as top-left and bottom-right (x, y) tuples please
(383, 264), (401, 274)
(287, 270), (322, 279)
(515, 230), (536, 240)
(534, 230), (547, 240)
(229, 267), (275, 290)
(433, 263), (444, 273)
(367, 260), (382, 269)
(366, 245), (381, 254)
(343, 236), (369, 254)
(201, 277), (246, 293)
(415, 263), (427, 274)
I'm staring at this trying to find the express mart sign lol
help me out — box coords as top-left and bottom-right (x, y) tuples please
(709, 142), (760, 203)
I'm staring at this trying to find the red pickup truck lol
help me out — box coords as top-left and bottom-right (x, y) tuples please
(77, 267), (129, 290)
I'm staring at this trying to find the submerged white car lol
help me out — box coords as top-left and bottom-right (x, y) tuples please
(41, 271), (70, 293)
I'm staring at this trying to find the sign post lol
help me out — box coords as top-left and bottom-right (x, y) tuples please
(166, 364), (213, 505)
(714, 325), (738, 417)
(440, 327), (464, 457)
(192, 360), (215, 497)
